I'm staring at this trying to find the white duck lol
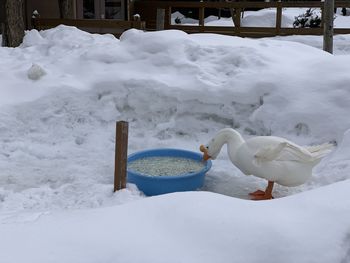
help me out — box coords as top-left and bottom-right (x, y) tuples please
(200, 128), (334, 200)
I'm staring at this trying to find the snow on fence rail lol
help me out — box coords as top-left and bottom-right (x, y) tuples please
(134, 0), (350, 37)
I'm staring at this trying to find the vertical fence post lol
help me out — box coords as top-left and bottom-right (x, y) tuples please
(156, 8), (165, 30)
(114, 121), (129, 192)
(127, 0), (134, 21)
(199, 7), (205, 28)
(323, 0), (334, 54)
(234, 8), (241, 35)
(276, 1), (282, 35)
(168, 7), (172, 27)
(1, 23), (6, 47)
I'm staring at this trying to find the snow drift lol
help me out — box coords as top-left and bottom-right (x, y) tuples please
(1, 26), (350, 211)
(1, 180), (350, 263)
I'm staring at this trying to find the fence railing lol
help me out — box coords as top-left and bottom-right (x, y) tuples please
(134, 1), (350, 37)
(32, 18), (146, 35)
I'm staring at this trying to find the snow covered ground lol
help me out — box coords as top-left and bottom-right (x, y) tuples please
(1, 8), (350, 263)
(2, 184), (350, 263)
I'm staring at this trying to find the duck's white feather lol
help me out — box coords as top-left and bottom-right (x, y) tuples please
(254, 142), (288, 162)
(305, 143), (335, 159)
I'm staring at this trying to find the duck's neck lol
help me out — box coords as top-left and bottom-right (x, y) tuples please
(215, 128), (245, 160)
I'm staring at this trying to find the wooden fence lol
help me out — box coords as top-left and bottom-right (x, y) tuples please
(32, 18), (146, 36)
(134, 1), (350, 37)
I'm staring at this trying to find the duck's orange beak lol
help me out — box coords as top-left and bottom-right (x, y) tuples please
(200, 145), (211, 161)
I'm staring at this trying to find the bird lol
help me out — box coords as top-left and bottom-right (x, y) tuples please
(199, 128), (335, 200)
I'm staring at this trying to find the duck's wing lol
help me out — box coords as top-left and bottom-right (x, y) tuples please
(254, 142), (314, 164)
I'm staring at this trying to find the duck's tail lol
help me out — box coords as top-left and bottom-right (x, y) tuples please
(305, 142), (336, 161)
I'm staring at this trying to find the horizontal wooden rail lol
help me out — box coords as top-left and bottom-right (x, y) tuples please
(334, 28), (350, 34)
(169, 25), (327, 36)
(137, 1), (350, 9)
(32, 18), (146, 32)
(137, 1), (320, 8)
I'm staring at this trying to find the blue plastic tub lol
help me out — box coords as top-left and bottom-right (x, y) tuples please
(127, 148), (212, 196)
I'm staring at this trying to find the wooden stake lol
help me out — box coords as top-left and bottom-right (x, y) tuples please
(323, 0), (334, 54)
(114, 121), (129, 192)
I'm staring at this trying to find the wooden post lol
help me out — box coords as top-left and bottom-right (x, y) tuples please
(276, 1), (282, 35)
(114, 121), (129, 192)
(168, 6), (172, 27)
(234, 8), (241, 35)
(156, 8), (165, 31)
(127, 0), (131, 21)
(1, 23), (6, 46)
(0, 1), (5, 46)
(199, 7), (205, 27)
(323, 0), (334, 54)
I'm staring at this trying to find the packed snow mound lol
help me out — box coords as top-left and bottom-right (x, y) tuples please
(0, 26), (350, 212)
(27, 63), (46, 80)
(241, 9), (294, 27)
(15, 26), (350, 143)
(171, 8), (295, 27)
(1, 180), (350, 263)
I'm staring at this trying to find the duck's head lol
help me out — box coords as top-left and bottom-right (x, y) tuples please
(200, 138), (220, 161)
(200, 128), (244, 161)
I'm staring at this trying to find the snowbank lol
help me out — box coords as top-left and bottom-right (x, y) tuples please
(1, 180), (350, 263)
(1, 26), (350, 212)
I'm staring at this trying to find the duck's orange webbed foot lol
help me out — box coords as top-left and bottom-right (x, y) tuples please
(249, 181), (275, 201)
(249, 190), (265, 197)
(250, 191), (274, 200)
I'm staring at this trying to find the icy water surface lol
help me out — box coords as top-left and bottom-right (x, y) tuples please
(128, 156), (205, 176)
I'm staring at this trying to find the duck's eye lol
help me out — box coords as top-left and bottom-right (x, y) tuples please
(205, 146), (209, 149)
